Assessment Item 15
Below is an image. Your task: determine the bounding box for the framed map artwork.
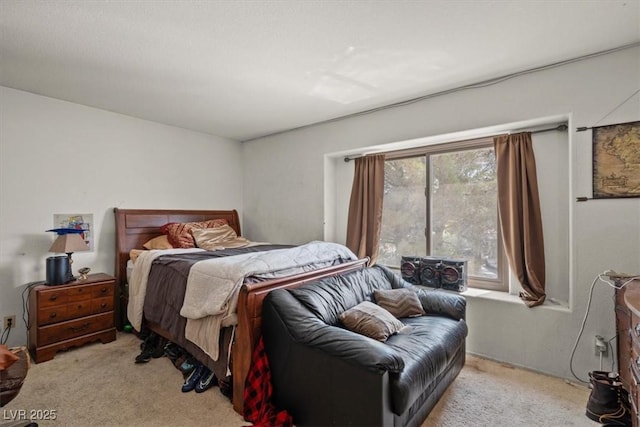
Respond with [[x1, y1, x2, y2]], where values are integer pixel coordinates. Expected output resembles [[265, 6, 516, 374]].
[[592, 120, 640, 199]]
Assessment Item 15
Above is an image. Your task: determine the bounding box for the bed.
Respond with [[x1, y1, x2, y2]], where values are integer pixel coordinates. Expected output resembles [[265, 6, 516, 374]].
[[113, 208, 368, 414]]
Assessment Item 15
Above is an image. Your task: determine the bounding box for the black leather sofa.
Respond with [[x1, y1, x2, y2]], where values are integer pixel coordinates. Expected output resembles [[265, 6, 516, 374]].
[[262, 265, 467, 427]]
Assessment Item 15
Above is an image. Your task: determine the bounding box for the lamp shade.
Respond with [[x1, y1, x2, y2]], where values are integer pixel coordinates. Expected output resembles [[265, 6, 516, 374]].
[[49, 233, 89, 253]]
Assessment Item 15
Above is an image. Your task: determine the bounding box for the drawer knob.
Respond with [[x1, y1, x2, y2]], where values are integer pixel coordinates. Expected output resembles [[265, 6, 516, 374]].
[[49, 312, 57, 319], [101, 303, 107, 308], [49, 295, 58, 301], [100, 287, 107, 294]]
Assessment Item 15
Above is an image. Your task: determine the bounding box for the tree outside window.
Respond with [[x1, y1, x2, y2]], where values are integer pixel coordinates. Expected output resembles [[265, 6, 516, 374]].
[[378, 138, 507, 291]]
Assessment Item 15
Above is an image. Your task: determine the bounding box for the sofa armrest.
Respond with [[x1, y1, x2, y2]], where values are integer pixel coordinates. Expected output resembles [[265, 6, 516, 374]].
[[416, 289, 466, 321], [375, 264, 466, 321]]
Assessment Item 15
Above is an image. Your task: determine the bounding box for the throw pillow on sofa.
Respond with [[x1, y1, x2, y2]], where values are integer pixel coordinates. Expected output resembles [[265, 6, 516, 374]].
[[374, 288, 425, 318], [339, 301, 411, 342]]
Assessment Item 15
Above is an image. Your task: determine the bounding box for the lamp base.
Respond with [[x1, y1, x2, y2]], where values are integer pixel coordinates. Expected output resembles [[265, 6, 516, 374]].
[[45, 255, 70, 286]]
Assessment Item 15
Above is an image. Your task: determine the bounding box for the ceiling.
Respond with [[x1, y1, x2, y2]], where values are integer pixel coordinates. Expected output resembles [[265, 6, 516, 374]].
[[1, 1, 639, 142]]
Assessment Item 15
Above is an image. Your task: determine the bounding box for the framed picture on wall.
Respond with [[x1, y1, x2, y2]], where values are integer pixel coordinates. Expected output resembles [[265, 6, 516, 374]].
[[592, 120, 640, 199], [53, 213, 94, 251]]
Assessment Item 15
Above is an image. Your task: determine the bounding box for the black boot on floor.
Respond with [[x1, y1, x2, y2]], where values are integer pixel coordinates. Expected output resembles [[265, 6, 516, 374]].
[[586, 371, 632, 426], [134, 332, 166, 363]]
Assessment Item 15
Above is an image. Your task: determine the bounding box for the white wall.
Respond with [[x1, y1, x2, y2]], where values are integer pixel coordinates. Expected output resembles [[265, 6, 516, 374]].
[[0, 87, 243, 347], [243, 46, 640, 381]]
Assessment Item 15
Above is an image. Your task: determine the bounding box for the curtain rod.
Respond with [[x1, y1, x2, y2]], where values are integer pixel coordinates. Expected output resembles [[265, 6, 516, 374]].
[[344, 124, 568, 162]]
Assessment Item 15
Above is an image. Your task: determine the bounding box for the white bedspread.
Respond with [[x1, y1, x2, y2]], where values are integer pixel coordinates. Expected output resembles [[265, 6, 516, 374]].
[[181, 241, 357, 360], [127, 248, 204, 331]]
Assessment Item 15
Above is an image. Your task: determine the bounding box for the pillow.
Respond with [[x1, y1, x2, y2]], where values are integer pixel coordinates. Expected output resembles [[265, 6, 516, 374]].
[[142, 235, 174, 250], [374, 288, 425, 318], [0, 344, 19, 371], [129, 249, 145, 263], [191, 225, 250, 251], [160, 219, 228, 248], [339, 301, 410, 342]]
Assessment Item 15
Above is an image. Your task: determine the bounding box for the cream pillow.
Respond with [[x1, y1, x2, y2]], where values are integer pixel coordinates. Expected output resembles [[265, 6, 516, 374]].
[[142, 235, 174, 250], [160, 219, 228, 248], [192, 225, 250, 251]]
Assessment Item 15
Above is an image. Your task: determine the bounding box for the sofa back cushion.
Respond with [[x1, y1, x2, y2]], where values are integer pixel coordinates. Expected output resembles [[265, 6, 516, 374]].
[[289, 266, 396, 325]]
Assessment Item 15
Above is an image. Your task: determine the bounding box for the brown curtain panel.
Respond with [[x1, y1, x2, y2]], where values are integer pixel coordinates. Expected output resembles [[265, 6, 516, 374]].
[[494, 132, 546, 307], [346, 154, 385, 265]]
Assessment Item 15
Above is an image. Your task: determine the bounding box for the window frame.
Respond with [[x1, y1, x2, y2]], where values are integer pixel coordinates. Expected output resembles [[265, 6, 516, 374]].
[[381, 136, 509, 292]]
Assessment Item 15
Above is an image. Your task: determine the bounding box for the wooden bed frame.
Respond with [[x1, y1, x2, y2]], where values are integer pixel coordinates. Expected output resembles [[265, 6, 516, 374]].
[[113, 208, 368, 414]]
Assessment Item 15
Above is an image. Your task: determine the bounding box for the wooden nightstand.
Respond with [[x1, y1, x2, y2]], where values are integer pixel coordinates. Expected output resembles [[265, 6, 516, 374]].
[[28, 273, 116, 363]]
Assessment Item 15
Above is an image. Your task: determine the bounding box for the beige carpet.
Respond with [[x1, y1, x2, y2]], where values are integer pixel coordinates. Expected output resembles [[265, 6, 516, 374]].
[[5, 333, 596, 427]]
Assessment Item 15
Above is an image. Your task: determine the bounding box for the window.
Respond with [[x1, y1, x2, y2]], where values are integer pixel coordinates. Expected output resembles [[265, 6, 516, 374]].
[[378, 137, 508, 291]]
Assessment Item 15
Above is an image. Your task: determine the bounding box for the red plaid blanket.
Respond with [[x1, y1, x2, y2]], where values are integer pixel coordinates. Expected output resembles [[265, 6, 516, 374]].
[[243, 336, 294, 427]]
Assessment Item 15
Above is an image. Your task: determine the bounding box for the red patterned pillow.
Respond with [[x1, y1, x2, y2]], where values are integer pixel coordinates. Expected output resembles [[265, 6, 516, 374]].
[[160, 219, 228, 248]]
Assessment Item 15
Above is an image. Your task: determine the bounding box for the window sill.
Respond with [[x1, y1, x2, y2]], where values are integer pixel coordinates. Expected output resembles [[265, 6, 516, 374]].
[[441, 287, 571, 312]]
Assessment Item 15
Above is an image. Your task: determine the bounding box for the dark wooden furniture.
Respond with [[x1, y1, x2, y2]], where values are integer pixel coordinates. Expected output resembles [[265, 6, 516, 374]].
[[615, 278, 640, 427], [113, 208, 368, 414], [28, 273, 116, 363]]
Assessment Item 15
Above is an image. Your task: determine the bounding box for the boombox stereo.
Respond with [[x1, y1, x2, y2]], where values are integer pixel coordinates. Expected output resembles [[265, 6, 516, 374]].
[[400, 256, 422, 285], [400, 256, 468, 292]]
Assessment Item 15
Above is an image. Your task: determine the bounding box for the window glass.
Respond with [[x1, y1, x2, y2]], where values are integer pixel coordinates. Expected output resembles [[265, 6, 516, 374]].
[[430, 147, 498, 279], [378, 156, 426, 266], [378, 140, 506, 291]]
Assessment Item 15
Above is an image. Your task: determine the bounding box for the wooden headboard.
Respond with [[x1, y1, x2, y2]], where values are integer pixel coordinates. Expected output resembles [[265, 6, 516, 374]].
[[113, 208, 240, 329]]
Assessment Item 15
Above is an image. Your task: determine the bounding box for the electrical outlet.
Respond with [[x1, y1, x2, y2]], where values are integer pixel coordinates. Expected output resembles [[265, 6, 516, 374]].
[[3, 315, 16, 329], [595, 335, 608, 356]]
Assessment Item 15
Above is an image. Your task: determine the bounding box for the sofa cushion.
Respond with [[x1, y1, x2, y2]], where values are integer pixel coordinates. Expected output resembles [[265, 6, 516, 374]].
[[339, 301, 410, 342], [385, 315, 468, 414], [374, 288, 425, 318]]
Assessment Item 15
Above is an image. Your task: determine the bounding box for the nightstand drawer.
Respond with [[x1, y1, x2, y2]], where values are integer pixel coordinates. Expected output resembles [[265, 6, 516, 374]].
[[38, 312, 114, 347], [37, 282, 114, 308], [66, 300, 94, 319], [91, 296, 113, 313], [91, 283, 114, 298], [38, 305, 69, 326], [38, 288, 72, 308], [37, 294, 115, 326]]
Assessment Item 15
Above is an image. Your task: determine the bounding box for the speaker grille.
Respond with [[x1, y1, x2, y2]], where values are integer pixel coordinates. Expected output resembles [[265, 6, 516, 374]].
[[400, 256, 421, 285], [440, 259, 467, 292]]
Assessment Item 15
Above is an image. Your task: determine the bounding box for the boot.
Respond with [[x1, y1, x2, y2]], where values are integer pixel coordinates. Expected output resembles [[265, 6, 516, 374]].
[[586, 371, 632, 426], [590, 371, 631, 407]]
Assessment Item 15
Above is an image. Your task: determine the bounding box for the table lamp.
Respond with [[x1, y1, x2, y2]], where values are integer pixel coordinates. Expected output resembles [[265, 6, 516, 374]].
[[47, 229, 89, 283]]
